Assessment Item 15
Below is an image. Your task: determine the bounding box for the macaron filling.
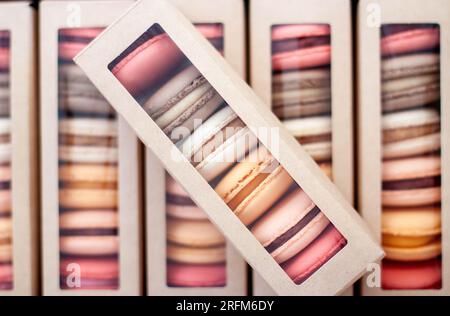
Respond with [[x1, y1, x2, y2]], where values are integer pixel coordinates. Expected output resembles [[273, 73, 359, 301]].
[[382, 175, 440, 190]]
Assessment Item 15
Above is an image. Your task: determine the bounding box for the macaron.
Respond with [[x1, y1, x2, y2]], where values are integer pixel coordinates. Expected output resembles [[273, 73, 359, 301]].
[[0, 118, 11, 164], [142, 65, 223, 136], [196, 23, 223, 52], [0, 72, 9, 116], [59, 64, 114, 116], [0, 32, 9, 71], [251, 189, 330, 264], [0, 165, 11, 215], [59, 187, 117, 210], [382, 73, 440, 113], [215, 146, 294, 226], [167, 262, 226, 287], [382, 259, 441, 290], [283, 116, 331, 161], [381, 26, 440, 57], [58, 118, 118, 164], [382, 207, 441, 262], [165, 175, 208, 220], [167, 242, 225, 265], [271, 24, 331, 71], [179, 106, 258, 182], [382, 107, 441, 159], [60, 209, 118, 232], [282, 225, 347, 285], [0, 217, 11, 244], [382, 53, 439, 81], [272, 68, 331, 119], [382, 156, 441, 207], [60, 257, 118, 290], [110, 26, 185, 97], [59, 235, 118, 257], [0, 243, 12, 264], [0, 263, 12, 290], [58, 28, 104, 62], [167, 218, 225, 248]]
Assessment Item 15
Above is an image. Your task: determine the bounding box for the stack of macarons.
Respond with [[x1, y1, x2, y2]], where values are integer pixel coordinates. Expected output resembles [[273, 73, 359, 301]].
[[58, 28, 119, 290], [271, 24, 332, 176], [380, 24, 442, 290], [110, 24, 347, 285], [166, 175, 226, 287], [0, 30, 12, 291]]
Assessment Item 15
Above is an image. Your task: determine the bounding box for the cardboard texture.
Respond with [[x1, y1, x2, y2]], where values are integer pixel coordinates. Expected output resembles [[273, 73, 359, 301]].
[[250, 0, 354, 296], [40, 0, 143, 296], [75, 0, 383, 296], [145, 0, 247, 296], [358, 0, 449, 295], [0, 1, 38, 296]]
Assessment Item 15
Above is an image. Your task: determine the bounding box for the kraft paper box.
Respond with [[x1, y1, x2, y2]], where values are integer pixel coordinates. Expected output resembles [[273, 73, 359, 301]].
[[250, 0, 354, 296], [40, 0, 143, 296], [145, 0, 247, 296], [75, 0, 383, 296], [358, 0, 449, 295], [0, 2, 38, 296]]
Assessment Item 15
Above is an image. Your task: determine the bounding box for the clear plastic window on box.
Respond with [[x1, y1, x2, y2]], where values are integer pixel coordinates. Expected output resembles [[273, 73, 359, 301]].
[[58, 28, 120, 290], [380, 24, 442, 290], [109, 24, 347, 286]]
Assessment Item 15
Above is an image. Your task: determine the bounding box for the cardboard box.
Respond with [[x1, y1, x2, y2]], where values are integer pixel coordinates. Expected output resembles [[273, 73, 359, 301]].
[[249, 0, 354, 296], [40, 0, 143, 296], [358, 0, 449, 295], [75, 0, 383, 296], [0, 1, 38, 296], [145, 0, 247, 296]]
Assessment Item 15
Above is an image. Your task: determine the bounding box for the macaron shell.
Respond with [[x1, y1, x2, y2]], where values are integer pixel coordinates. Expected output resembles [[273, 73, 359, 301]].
[[167, 218, 225, 247], [271, 24, 330, 41], [0, 243, 12, 263], [384, 239, 441, 262], [382, 187, 441, 207], [382, 53, 439, 80], [60, 278, 118, 290], [59, 118, 117, 137], [167, 263, 226, 287], [196, 24, 224, 39], [282, 225, 347, 285], [0, 217, 12, 242], [382, 259, 441, 290], [60, 235, 118, 256], [382, 207, 441, 238], [383, 133, 441, 159], [381, 28, 440, 56], [58, 28, 103, 61], [167, 243, 226, 265], [60, 209, 118, 230], [59, 164, 117, 184], [59, 188, 117, 209], [0, 263, 12, 283], [59, 146, 118, 164], [272, 45, 331, 71], [60, 257, 118, 280], [0, 190, 11, 214], [111, 33, 184, 96], [382, 156, 441, 181]]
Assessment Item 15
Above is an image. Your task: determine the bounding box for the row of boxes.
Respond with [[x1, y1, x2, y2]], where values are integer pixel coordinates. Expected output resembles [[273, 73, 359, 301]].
[[0, 0, 447, 296]]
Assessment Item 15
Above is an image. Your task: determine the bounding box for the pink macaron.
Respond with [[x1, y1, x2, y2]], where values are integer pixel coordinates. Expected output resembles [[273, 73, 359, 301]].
[[282, 225, 347, 285], [381, 26, 439, 57], [0, 263, 13, 290], [60, 257, 119, 290], [251, 189, 330, 264], [167, 262, 226, 287], [0, 31, 9, 71], [382, 258, 442, 290], [110, 29, 184, 97], [272, 24, 331, 71], [165, 175, 208, 220], [58, 28, 104, 62]]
